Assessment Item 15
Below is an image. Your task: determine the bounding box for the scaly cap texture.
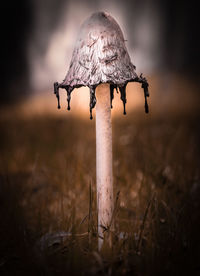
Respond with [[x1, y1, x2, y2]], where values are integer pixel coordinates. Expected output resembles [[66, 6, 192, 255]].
[[54, 11, 149, 119]]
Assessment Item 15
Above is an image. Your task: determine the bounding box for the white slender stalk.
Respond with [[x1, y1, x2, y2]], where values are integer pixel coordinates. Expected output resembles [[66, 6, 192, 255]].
[[95, 83, 114, 250]]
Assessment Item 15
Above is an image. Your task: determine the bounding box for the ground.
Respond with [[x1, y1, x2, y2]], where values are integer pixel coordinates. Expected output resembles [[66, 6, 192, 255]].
[[0, 74, 200, 275]]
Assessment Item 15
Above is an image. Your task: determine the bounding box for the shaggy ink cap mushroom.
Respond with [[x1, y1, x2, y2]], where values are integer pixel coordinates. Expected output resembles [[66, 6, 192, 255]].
[[54, 11, 149, 119]]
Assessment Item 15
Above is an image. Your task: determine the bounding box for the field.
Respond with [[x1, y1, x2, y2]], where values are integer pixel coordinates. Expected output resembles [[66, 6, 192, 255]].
[[0, 75, 199, 275]]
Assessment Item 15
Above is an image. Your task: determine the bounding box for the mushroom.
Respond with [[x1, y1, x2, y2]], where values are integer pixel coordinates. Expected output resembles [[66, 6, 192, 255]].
[[53, 11, 149, 250]]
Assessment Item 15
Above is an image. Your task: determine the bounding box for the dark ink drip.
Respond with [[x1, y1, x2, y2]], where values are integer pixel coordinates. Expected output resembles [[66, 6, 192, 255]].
[[143, 84, 149, 113], [54, 82, 61, 109], [119, 85, 127, 115], [140, 74, 149, 113], [144, 96, 149, 113], [89, 86, 96, 120], [67, 91, 71, 110], [67, 89, 71, 110], [110, 84, 115, 108], [65, 86, 73, 111]]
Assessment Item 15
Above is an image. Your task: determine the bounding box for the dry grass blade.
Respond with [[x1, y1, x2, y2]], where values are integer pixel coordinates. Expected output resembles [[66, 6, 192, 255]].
[[109, 191, 120, 231], [136, 192, 155, 253], [88, 180, 94, 246], [88, 181, 93, 233]]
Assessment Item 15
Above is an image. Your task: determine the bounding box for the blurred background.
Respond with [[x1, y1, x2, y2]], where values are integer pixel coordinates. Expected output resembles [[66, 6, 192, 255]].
[[1, 0, 199, 112], [0, 1, 200, 275]]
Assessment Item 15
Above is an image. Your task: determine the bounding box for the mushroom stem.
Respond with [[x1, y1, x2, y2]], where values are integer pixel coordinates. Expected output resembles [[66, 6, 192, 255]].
[[96, 83, 114, 250]]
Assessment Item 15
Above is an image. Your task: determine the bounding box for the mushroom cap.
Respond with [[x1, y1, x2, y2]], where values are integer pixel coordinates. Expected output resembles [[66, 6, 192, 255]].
[[61, 11, 138, 88], [54, 11, 149, 118]]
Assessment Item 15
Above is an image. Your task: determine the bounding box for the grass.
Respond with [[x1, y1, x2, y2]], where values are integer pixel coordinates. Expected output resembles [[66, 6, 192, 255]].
[[0, 85, 200, 275]]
